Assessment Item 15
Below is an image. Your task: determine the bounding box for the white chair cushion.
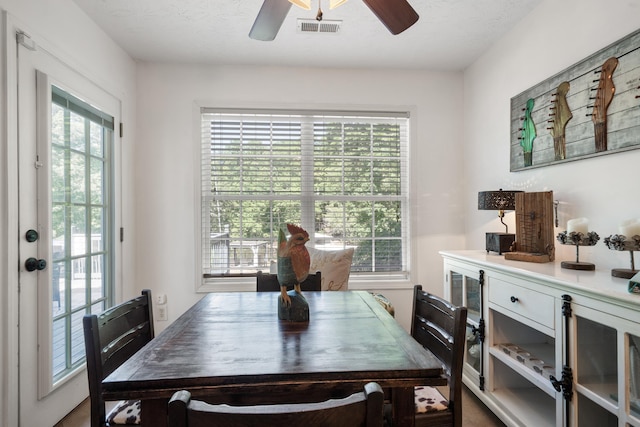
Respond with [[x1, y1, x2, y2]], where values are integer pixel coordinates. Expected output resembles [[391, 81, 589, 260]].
[[414, 386, 449, 413], [308, 247, 354, 291], [106, 399, 141, 425]]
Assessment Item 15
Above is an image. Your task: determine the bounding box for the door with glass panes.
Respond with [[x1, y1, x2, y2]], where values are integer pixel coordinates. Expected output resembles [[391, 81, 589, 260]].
[[17, 29, 120, 425]]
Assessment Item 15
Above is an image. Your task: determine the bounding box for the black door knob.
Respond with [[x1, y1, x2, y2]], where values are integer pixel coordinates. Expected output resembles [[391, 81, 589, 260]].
[[25, 229, 39, 242], [25, 257, 47, 271]]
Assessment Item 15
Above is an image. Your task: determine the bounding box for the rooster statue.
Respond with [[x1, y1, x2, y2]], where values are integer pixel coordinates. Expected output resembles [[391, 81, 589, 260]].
[[277, 223, 311, 309]]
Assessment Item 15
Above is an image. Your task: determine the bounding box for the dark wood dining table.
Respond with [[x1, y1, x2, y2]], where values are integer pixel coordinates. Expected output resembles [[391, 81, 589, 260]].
[[102, 290, 445, 427]]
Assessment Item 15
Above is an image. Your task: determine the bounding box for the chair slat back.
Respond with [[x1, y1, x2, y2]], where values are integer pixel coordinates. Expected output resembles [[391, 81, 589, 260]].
[[83, 290, 154, 427], [256, 271, 321, 292], [410, 284, 467, 427], [168, 382, 384, 427], [411, 286, 466, 377]]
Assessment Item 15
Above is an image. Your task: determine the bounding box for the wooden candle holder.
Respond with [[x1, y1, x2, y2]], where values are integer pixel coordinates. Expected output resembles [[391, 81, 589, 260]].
[[557, 231, 600, 270], [603, 234, 640, 279]]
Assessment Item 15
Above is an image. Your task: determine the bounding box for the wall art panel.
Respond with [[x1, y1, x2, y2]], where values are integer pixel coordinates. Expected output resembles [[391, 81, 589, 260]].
[[510, 28, 640, 171]]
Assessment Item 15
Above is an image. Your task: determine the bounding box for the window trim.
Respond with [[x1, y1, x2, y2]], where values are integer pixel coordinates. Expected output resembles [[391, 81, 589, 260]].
[[194, 103, 414, 293]]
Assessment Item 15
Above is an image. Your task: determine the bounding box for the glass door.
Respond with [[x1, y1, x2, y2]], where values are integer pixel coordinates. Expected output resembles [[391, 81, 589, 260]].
[[572, 303, 640, 426], [447, 265, 484, 389], [629, 333, 640, 424], [17, 29, 119, 425]]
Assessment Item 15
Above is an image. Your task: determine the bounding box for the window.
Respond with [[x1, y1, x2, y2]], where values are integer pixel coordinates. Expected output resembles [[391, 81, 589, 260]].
[[50, 86, 114, 381], [200, 109, 409, 283]]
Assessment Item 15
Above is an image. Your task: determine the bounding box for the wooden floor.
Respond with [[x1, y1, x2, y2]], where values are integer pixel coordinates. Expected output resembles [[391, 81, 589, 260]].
[[54, 385, 505, 427]]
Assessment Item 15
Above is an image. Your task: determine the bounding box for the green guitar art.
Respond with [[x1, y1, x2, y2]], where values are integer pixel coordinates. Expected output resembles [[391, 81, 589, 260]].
[[520, 98, 536, 167]]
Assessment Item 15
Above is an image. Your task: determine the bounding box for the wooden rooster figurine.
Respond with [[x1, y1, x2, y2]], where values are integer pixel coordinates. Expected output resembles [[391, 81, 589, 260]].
[[277, 223, 310, 307]]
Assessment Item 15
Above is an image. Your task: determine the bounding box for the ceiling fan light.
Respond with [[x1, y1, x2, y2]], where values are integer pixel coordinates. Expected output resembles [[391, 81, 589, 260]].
[[289, 0, 312, 10], [329, 0, 348, 9]]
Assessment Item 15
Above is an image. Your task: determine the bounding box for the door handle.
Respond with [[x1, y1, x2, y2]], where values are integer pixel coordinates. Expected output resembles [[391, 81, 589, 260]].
[[25, 229, 39, 242], [25, 257, 47, 271]]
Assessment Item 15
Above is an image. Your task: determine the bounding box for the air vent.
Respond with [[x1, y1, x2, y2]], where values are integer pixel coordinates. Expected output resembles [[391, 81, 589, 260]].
[[297, 19, 342, 34]]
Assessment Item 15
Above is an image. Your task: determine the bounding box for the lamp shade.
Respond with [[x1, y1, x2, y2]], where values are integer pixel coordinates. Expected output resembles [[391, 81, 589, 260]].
[[478, 189, 523, 211]]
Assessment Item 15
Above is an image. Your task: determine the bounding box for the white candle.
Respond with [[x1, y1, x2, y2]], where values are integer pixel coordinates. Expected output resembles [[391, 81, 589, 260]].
[[567, 218, 588, 234], [619, 218, 640, 238]]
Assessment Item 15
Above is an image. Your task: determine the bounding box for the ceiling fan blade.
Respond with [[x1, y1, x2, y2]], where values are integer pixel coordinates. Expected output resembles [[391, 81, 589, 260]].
[[362, 0, 419, 35], [249, 0, 293, 41]]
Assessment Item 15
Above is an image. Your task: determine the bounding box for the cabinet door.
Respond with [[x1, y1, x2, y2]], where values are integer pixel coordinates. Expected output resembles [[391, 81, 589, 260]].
[[572, 302, 640, 427], [445, 263, 484, 389], [629, 332, 640, 424]]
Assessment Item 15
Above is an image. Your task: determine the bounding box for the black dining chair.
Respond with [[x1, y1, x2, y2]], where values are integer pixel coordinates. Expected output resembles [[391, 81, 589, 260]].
[[256, 270, 321, 292], [387, 285, 467, 427], [168, 382, 384, 427], [83, 289, 154, 427]]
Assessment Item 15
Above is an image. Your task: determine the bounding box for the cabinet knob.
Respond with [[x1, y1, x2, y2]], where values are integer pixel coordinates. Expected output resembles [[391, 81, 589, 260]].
[[510, 296, 519, 303]]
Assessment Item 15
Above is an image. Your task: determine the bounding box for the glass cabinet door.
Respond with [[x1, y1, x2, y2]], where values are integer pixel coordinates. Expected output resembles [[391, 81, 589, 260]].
[[447, 268, 484, 388], [450, 271, 463, 307], [629, 333, 640, 424], [574, 315, 618, 426], [466, 274, 481, 326], [466, 275, 482, 373], [572, 304, 640, 427]]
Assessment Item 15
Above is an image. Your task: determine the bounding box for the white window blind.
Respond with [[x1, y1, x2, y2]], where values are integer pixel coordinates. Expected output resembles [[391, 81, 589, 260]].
[[200, 108, 409, 279]]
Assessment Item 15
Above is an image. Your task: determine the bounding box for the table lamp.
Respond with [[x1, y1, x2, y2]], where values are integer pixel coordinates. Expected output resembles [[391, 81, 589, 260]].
[[478, 189, 523, 254]]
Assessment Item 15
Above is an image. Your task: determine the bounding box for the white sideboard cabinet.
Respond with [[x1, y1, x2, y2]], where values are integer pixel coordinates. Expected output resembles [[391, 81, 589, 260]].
[[441, 250, 640, 427]]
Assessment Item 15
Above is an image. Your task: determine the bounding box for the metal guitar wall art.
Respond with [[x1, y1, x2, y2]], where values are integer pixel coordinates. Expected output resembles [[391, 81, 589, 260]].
[[510, 29, 640, 171]]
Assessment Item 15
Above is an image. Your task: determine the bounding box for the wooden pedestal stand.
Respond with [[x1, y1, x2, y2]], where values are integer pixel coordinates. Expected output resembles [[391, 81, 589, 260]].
[[504, 191, 555, 263], [557, 231, 600, 270], [604, 235, 640, 279]]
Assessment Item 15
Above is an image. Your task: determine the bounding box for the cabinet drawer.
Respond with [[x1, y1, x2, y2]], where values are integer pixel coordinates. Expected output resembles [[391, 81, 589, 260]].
[[489, 278, 554, 329]]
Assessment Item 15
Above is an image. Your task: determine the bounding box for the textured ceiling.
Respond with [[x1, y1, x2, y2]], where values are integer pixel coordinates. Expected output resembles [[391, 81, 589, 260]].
[[72, 0, 541, 70]]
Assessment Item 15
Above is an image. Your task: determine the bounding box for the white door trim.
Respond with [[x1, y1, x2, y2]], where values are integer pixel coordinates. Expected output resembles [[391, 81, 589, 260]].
[[1, 10, 22, 427]]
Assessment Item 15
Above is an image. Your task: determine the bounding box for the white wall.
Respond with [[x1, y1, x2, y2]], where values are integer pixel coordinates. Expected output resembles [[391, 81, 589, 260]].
[[0, 0, 137, 424], [464, 0, 640, 271], [134, 63, 465, 331], [0, 0, 138, 302], [3, 0, 636, 423]]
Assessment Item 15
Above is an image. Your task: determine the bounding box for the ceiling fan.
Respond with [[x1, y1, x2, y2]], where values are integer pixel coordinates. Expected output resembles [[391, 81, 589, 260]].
[[249, 0, 419, 41]]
